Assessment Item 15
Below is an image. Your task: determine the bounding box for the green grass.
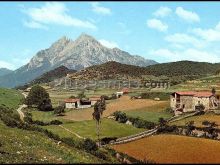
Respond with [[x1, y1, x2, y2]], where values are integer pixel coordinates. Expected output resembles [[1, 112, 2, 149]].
[[28, 109, 145, 140], [126, 111, 172, 123], [43, 118, 145, 140], [125, 101, 173, 123], [0, 88, 23, 109], [0, 121, 114, 164]]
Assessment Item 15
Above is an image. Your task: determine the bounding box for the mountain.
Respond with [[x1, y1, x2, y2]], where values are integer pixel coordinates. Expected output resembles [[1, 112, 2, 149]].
[[68, 61, 220, 86], [0, 33, 157, 88], [69, 61, 149, 80], [0, 68, 12, 76], [16, 66, 76, 89], [145, 60, 220, 76]]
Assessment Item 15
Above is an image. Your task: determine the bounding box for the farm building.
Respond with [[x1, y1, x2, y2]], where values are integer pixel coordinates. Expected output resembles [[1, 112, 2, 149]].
[[64, 97, 100, 109], [116, 91, 123, 98], [89, 96, 101, 106], [170, 91, 220, 115]]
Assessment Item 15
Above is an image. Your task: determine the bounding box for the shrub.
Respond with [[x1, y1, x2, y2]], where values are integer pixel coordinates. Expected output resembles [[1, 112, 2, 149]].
[[81, 138, 98, 152], [91, 150, 107, 160], [54, 106, 65, 116], [50, 120, 63, 125], [113, 111, 127, 123], [69, 95, 76, 99]]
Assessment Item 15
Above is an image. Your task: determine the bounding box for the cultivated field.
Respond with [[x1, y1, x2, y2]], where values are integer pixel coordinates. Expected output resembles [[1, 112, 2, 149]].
[[62, 96, 168, 121], [112, 134, 220, 163], [170, 113, 220, 128]]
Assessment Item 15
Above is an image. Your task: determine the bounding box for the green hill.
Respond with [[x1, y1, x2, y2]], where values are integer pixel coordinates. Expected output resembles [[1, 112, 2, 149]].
[[16, 66, 76, 90], [0, 121, 111, 164], [0, 88, 120, 164], [0, 88, 23, 109], [145, 60, 220, 77]]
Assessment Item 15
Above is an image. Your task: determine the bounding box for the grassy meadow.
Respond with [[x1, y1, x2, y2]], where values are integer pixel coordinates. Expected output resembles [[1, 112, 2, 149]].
[[0, 88, 24, 109]]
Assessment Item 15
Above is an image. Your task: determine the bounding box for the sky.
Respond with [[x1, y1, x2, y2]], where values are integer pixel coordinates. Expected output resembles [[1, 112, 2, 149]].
[[1, 1, 220, 70]]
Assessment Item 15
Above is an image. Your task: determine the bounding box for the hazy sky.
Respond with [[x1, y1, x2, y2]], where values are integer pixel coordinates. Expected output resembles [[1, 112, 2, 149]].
[[1, 1, 220, 70]]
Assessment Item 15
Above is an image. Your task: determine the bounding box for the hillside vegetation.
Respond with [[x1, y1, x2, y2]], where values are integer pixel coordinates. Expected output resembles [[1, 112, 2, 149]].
[[0, 88, 23, 109], [145, 60, 220, 76], [68, 61, 220, 84], [16, 66, 76, 89]]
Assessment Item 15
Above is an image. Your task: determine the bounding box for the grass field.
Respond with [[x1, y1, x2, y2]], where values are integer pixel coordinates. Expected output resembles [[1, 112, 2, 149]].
[[169, 113, 220, 128], [0, 121, 112, 164], [0, 88, 23, 109], [112, 134, 220, 163], [44, 118, 145, 140], [125, 101, 172, 123]]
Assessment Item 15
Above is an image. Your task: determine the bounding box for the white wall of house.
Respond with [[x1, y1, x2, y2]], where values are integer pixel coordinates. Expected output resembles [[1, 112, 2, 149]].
[[65, 102, 76, 109]]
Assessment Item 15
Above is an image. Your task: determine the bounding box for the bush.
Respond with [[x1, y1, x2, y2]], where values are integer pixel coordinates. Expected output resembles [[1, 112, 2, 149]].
[[81, 138, 98, 152], [91, 150, 107, 160], [54, 106, 65, 116], [50, 120, 63, 125], [113, 111, 127, 123]]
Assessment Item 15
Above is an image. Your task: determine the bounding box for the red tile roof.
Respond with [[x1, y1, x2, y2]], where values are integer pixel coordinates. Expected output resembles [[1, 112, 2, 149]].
[[175, 91, 213, 97], [64, 99, 80, 103]]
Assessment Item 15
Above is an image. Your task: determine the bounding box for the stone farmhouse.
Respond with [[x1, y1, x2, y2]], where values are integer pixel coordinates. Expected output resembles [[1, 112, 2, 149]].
[[64, 96, 101, 109], [170, 91, 220, 115]]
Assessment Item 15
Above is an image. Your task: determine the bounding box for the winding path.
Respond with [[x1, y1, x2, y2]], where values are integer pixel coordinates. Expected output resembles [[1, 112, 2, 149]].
[[58, 125, 84, 139], [16, 92, 28, 121]]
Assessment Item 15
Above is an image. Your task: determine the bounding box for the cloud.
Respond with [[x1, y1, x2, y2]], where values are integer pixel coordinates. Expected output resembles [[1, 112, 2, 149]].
[[150, 48, 220, 63], [22, 2, 96, 29], [23, 20, 48, 30], [91, 2, 111, 15], [176, 7, 200, 23], [0, 60, 15, 70], [147, 19, 168, 32], [153, 6, 172, 18], [165, 33, 205, 48], [99, 39, 119, 48], [192, 23, 220, 42]]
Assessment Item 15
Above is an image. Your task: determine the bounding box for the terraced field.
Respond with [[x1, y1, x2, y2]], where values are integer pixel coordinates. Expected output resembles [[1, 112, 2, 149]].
[[112, 134, 220, 163]]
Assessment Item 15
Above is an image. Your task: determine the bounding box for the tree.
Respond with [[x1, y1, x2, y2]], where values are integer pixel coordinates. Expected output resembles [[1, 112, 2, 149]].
[[185, 121, 195, 136], [54, 105, 65, 116], [25, 85, 49, 107], [92, 96, 106, 146], [38, 99, 53, 111], [158, 117, 167, 127], [212, 87, 216, 95]]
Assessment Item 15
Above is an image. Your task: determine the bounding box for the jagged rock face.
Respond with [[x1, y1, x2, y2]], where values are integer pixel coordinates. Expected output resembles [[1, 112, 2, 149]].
[[27, 33, 157, 71], [0, 33, 157, 88]]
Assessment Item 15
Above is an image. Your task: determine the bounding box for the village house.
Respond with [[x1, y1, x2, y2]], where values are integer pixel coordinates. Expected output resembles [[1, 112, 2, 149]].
[[170, 91, 220, 115], [89, 96, 101, 106], [64, 96, 101, 109]]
